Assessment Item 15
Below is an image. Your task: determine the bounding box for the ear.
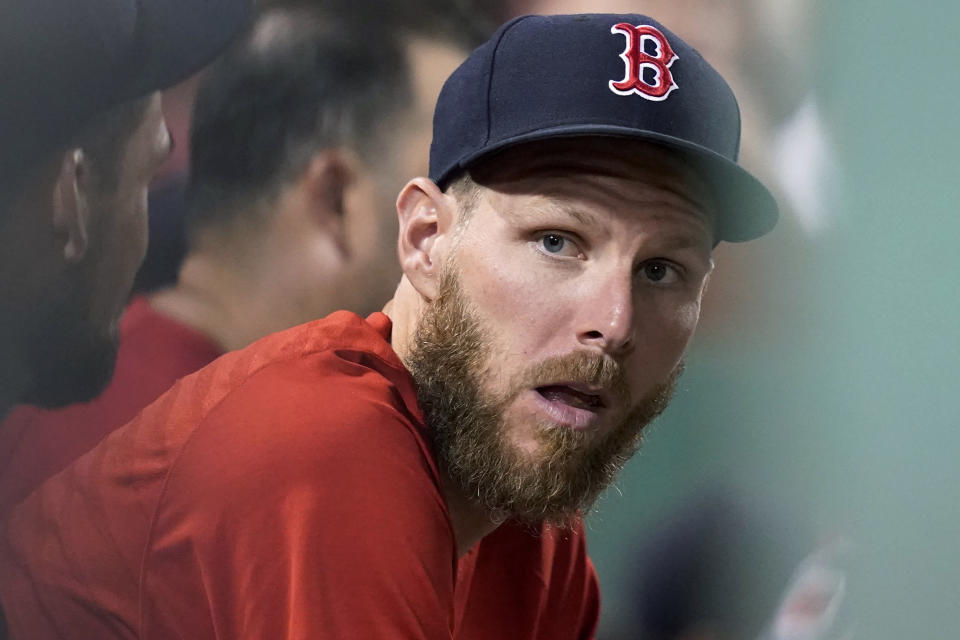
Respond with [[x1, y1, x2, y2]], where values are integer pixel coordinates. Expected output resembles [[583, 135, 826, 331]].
[[51, 149, 91, 263], [396, 177, 455, 301], [298, 150, 355, 253]]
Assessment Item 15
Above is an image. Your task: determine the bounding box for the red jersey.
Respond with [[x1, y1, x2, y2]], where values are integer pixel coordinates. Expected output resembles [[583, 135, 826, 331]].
[[0, 297, 221, 513], [0, 311, 599, 639]]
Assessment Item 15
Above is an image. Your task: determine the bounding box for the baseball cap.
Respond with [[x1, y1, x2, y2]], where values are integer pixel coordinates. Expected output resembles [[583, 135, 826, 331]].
[[429, 14, 779, 243], [1, 0, 251, 172]]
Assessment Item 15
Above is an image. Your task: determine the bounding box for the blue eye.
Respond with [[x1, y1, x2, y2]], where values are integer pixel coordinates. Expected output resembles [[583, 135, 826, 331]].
[[541, 234, 567, 254], [535, 233, 582, 258], [535, 232, 586, 260]]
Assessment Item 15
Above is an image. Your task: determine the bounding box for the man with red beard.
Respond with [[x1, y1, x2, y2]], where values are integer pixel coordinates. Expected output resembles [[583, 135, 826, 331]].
[[0, 14, 777, 640]]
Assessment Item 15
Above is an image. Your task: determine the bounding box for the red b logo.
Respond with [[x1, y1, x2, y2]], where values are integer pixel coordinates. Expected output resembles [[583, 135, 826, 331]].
[[608, 23, 678, 101]]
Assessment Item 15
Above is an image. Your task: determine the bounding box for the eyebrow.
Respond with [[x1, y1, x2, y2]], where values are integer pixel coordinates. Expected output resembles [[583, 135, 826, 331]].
[[652, 232, 712, 253], [540, 197, 710, 233], [548, 203, 712, 253], [536, 201, 599, 227]]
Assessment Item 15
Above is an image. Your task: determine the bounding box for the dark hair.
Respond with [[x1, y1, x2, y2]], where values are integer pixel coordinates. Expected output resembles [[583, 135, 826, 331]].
[[185, 3, 487, 242], [258, 0, 494, 49], [185, 9, 409, 239]]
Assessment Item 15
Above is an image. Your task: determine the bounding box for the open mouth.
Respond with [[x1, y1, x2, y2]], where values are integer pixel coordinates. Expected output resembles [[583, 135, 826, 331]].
[[535, 385, 605, 412]]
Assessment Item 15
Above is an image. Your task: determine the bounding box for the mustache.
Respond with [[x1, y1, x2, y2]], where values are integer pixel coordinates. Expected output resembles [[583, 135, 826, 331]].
[[508, 351, 632, 407]]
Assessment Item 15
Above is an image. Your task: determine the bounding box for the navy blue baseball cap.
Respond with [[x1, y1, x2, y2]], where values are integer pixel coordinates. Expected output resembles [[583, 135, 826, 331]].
[[1, 0, 251, 172], [429, 14, 779, 243]]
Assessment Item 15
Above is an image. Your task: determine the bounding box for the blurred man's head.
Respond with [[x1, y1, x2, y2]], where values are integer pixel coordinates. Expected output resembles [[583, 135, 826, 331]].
[[0, 0, 249, 413], [173, 4, 479, 347], [0, 96, 170, 408], [390, 14, 778, 525]]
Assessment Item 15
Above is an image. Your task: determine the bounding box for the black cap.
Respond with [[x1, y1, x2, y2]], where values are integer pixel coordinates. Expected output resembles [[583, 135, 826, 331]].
[[429, 14, 779, 243], [1, 0, 251, 171]]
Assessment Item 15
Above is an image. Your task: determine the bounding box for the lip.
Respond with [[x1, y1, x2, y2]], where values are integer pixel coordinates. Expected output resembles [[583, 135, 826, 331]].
[[558, 382, 610, 409], [529, 385, 607, 431]]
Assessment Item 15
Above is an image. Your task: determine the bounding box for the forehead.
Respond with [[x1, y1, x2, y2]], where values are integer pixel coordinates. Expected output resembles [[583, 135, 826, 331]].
[[468, 138, 715, 230]]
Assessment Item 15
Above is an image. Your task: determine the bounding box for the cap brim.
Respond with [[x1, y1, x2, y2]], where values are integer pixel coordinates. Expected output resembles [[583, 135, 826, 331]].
[[124, 0, 251, 101], [450, 125, 779, 244]]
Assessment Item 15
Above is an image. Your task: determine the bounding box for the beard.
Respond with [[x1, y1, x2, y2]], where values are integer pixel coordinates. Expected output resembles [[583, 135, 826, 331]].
[[22, 303, 118, 409], [406, 269, 682, 527], [14, 244, 120, 410]]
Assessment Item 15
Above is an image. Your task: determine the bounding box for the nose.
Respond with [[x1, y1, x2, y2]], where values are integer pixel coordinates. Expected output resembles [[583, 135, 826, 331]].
[[576, 271, 636, 356]]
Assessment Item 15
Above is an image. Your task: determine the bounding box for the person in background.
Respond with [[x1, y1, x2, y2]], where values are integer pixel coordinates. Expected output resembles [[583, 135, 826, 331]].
[[0, 0, 248, 422], [0, 13, 779, 639], [0, 2, 478, 511], [0, 2, 247, 637], [131, 0, 502, 295]]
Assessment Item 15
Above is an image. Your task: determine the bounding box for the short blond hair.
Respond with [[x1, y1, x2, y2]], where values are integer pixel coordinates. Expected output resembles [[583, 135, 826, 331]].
[[445, 172, 481, 223]]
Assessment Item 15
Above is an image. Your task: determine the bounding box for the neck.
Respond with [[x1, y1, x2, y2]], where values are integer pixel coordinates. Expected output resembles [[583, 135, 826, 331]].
[[154, 199, 359, 351], [439, 473, 503, 556], [151, 250, 304, 352], [384, 277, 423, 367]]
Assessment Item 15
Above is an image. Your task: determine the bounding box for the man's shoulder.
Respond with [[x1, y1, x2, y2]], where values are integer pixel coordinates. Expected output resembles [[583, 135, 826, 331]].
[[150, 309, 432, 494], [200, 307, 372, 357], [206, 310, 399, 385], [205, 311, 410, 415], [79, 309, 425, 512], [196, 331, 424, 456], [137, 310, 407, 428], [148, 312, 449, 559]]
